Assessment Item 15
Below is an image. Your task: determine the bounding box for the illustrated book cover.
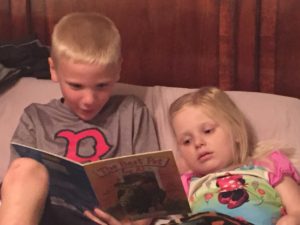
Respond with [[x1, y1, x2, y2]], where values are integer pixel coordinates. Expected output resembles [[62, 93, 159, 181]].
[[12, 142, 191, 220]]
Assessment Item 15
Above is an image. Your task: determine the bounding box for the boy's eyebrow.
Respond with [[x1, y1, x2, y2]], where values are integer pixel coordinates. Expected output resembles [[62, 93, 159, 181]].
[[96, 80, 109, 84], [66, 81, 112, 88], [66, 80, 82, 85]]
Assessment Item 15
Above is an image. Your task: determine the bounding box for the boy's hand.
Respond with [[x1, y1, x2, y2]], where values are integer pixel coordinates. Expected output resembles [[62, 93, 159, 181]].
[[84, 208, 120, 225], [84, 208, 152, 225]]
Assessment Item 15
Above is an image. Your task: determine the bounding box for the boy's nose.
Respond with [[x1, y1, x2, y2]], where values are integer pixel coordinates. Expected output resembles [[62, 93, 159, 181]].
[[83, 91, 96, 105]]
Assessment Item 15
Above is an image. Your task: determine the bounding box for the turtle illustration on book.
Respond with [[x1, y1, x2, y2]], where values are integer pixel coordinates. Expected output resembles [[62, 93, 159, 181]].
[[115, 171, 166, 215]]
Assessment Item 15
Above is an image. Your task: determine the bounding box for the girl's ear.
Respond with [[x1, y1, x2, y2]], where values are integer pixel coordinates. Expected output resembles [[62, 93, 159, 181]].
[[48, 57, 59, 82]]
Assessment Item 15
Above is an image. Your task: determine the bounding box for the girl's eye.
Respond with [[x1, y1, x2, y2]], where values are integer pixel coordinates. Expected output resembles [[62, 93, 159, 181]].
[[203, 127, 215, 134], [182, 138, 192, 146]]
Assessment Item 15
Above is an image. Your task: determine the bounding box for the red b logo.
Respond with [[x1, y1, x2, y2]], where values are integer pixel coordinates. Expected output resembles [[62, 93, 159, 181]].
[[56, 128, 111, 163]]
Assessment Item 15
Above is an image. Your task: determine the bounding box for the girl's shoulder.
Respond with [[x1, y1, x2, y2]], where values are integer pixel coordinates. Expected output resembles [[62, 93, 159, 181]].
[[254, 150, 300, 186]]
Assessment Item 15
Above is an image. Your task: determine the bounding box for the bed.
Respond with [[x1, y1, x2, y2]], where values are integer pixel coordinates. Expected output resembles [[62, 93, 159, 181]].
[[0, 0, 300, 180]]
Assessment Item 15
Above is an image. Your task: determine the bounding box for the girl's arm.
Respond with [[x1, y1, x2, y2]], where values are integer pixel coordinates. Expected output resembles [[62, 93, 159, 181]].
[[275, 176, 300, 225]]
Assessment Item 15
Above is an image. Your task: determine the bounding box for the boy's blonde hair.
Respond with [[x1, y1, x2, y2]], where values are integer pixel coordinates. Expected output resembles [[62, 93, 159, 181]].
[[169, 86, 255, 164], [51, 12, 121, 65]]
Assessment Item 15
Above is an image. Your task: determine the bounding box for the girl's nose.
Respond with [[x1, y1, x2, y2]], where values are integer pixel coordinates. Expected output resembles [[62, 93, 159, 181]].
[[195, 135, 205, 148]]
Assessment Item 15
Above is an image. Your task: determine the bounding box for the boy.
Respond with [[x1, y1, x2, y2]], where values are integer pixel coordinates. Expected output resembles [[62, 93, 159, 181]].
[[1, 12, 159, 225]]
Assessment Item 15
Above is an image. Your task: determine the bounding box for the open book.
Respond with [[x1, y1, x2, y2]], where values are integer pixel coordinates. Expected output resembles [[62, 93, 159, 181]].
[[12, 142, 191, 220]]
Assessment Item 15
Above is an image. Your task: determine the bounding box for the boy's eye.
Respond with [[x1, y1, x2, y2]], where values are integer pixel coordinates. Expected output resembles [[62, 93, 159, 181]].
[[69, 83, 82, 89], [96, 83, 109, 89]]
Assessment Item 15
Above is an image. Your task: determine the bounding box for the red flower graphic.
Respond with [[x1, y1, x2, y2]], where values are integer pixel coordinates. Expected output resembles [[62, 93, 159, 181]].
[[204, 193, 213, 203], [257, 188, 265, 196]]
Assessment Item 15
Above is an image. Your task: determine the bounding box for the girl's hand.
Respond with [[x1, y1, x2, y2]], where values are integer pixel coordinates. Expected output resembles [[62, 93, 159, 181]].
[[275, 176, 300, 225], [84, 208, 152, 225], [276, 215, 300, 225]]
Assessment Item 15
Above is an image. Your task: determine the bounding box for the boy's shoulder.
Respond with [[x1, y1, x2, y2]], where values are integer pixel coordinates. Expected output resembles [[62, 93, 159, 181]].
[[109, 94, 146, 108], [22, 95, 146, 112], [22, 98, 73, 119], [21, 95, 150, 121], [101, 95, 151, 119], [23, 98, 61, 111]]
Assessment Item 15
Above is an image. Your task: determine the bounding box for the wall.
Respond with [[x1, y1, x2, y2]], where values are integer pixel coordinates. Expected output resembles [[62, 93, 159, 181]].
[[0, 0, 299, 98]]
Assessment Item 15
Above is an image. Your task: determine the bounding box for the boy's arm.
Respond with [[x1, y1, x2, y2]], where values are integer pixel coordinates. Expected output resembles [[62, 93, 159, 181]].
[[275, 176, 300, 225], [11, 109, 37, 148]]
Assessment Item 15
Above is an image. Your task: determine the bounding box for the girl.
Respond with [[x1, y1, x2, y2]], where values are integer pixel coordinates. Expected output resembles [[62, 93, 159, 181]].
[[169, 86, 300, 225]]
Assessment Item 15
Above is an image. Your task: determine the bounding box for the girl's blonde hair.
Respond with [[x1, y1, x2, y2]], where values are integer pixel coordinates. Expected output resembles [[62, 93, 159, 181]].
[[253, 140, 299, 167], [169, 86, 255, 164], [51, 12, 121, 66]]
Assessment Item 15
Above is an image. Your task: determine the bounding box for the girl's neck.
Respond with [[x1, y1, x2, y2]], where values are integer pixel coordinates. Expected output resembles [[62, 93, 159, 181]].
[[195, 157, 253, 176]]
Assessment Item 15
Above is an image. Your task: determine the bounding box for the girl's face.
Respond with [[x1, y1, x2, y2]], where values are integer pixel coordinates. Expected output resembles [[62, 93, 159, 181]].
[[172, 105, 235, 175]]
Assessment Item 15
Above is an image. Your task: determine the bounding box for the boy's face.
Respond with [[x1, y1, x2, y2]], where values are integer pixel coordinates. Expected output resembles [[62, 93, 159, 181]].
[[49, 57, 121, 121]]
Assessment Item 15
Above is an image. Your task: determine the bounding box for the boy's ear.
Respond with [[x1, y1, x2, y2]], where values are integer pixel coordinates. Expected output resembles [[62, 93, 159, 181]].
[[115, 57, 123, 81], [48, 57, 59, 82]]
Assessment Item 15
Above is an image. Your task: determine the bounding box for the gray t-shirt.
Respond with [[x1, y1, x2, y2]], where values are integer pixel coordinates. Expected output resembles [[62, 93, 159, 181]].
[[11, 95, 160, 224], [12, 95, 159, 162]]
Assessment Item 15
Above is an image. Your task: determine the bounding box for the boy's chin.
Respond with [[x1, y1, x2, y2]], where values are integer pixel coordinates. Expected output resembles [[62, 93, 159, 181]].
[[77, 112, 98, 121]]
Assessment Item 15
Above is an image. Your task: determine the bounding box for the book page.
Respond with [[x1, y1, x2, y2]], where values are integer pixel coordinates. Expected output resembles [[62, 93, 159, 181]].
[[83, 150, 190, 220], [12, 143, 98, 211]]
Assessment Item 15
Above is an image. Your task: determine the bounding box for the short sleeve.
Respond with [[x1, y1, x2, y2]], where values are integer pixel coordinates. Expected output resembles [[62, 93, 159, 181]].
[[129, 96, 160, 153], [256, 150, 300, 187], [181, 171, 194, 195]]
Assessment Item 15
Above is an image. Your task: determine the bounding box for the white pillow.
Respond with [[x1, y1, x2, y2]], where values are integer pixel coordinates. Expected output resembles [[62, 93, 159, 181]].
[[1, 78, 299, 180], [151, 86, 300, 173], [0, 78, 60, 180]]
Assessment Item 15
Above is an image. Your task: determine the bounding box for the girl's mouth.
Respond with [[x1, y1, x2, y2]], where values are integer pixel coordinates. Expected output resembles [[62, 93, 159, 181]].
[[197, 152, 213, 161]]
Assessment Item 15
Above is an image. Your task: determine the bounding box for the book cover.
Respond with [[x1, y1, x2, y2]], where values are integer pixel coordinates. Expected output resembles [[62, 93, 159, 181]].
[[12, 142, 191, 220]]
